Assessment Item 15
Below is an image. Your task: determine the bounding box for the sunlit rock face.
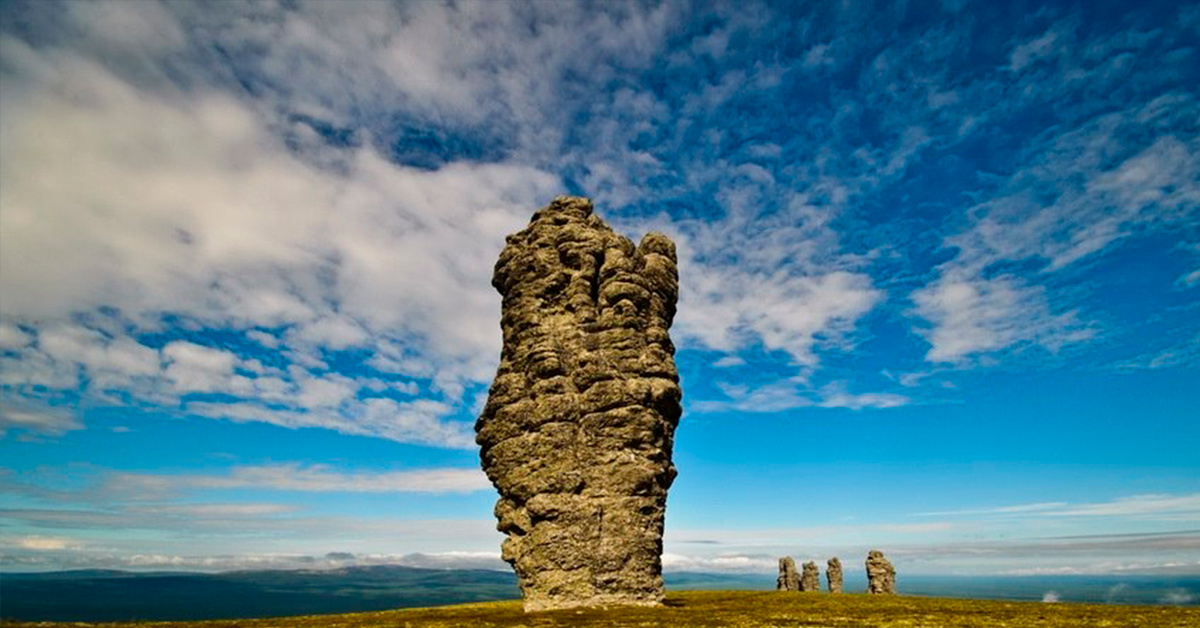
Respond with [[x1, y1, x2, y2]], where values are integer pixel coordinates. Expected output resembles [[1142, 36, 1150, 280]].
[[800, 561, 820, 592], [866, 550, 897, 594], [476, 196, 682, 612], [826, 557, 843, 593], [776, 557, 799, 591]]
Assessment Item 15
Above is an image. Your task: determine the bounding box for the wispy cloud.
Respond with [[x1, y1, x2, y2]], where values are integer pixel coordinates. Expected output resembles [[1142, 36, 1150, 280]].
[[912, 273, 1095, 364], [0, 0, 926, 434], [911, 40, 1200, 366], [661, 553, 777, 574], [4, 463, 490, 503], [0, 547, 508, 573], [0, 1, 572, 446], [694, 378, 909, 413], [0, 462, 492, 559], [127, 464, 492, 495], [1112, 330, 1200, 371], [5, 0, 1193, 433], [0, 397, 82, 438], [14, 535, 80, 551], [918, 493, 1200, 520]]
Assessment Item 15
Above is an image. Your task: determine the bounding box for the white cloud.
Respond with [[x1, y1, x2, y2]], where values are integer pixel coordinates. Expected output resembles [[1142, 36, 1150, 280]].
[[0, 462, 493, 566], [802, 43, 834, 68], [1010, 28, 1063, 72], [912, 94, 1200, 365], [912, 273, 1092, 363], [0, 323, 33, 350], [38, 325, 160, 380], [0, 548, 509, 573], [185, 397, 474, 448], [0, 506, 505, 570], [1113, 331, 1200, 371], [65, 0, 187, 55], [16, 536, 78, 551], [661, 552, 777, 573], [919, 493, 1200, 519], [0, 0, 903, 441], [917, 502, 1069, 517], [694, 378, 909, 413], [81, 463, 489, 499], [1054, 494, 1200, 518], [162, 341, 239, 393], [816, 383, 910, 410], [180, 464, 492, 494], [0, 12, 562, 446], [0, 397, 83, 437], [4, 0, 1196, 442], [1174, 243, 1200, 288], [145, 503, 298, 517], [679, 267, 883, 365]]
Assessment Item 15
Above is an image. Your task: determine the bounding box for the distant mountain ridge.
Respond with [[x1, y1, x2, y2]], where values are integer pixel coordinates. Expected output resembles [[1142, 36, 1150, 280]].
[[2, 565, 519, 622]]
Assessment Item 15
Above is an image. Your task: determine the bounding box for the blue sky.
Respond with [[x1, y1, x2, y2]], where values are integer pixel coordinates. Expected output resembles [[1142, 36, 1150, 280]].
[[1, 0, 1198, 577]]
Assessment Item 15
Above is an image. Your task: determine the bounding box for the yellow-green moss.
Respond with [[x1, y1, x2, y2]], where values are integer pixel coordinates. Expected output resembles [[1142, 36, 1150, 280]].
[[5, 590, 1198, 628]]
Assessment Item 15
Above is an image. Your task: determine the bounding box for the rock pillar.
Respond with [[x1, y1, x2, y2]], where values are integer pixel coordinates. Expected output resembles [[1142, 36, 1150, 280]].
[[477, 196, 682, 611], [800, 561, 820, 592], [826, 557, 843, 593], [776, 557, 800, 591], [866, 550, 897, 595]]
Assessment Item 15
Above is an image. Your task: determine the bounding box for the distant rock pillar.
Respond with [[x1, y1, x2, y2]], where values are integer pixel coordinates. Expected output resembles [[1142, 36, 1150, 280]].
[[776, 556, 800, 591], [476, 196, 682, 612], [826, 557, 843, 593], [800, 561, 820, 592], [865, 550, 896, 594]]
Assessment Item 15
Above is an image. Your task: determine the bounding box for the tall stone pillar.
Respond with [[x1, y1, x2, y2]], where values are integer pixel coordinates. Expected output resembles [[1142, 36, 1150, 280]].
[[826, 557, 843, 593], [477, 196, 682, 611], [800, 561, 820, 591], [866, 550, 897, 595], [776, 557, 799, 591]]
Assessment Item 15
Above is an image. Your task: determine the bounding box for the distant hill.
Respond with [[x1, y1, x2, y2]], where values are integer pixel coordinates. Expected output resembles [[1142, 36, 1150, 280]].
[[3, 590, 1199, 628], [1, 565, 518, 622], [1, 567, 1196, 622]]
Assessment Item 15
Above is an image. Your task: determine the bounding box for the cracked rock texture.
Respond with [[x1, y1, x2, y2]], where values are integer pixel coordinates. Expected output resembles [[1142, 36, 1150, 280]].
[[866, 550, 897, 595], [826, 557, 843, 593], [776, 557, 799, 591], [800, 561, 820, 592], [476, 196, 682, 612]]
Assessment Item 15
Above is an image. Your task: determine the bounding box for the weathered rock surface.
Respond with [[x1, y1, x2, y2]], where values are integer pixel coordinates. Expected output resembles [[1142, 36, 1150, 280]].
[[476, 196, 682, 612], [776, 557, 799, 591], [826, 557, 843, 593], [800, 561, 820, 592], [866, 550, 896, 595]]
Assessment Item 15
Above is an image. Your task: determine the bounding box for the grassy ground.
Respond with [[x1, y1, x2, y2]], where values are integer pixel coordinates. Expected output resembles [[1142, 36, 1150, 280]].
[[4, 590, 1198, 627]]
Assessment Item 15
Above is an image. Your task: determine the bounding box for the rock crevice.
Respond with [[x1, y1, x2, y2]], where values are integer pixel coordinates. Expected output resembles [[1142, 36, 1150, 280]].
[[477, 196, 681, 611]]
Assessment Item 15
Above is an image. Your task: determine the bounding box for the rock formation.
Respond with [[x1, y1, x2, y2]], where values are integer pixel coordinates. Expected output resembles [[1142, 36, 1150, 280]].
[[865, 550, 896, 595], [826, 557, 843, 593], [776, 557, 799, 591], [800, 561, 820, 592], [476, 196, 682, 612]]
